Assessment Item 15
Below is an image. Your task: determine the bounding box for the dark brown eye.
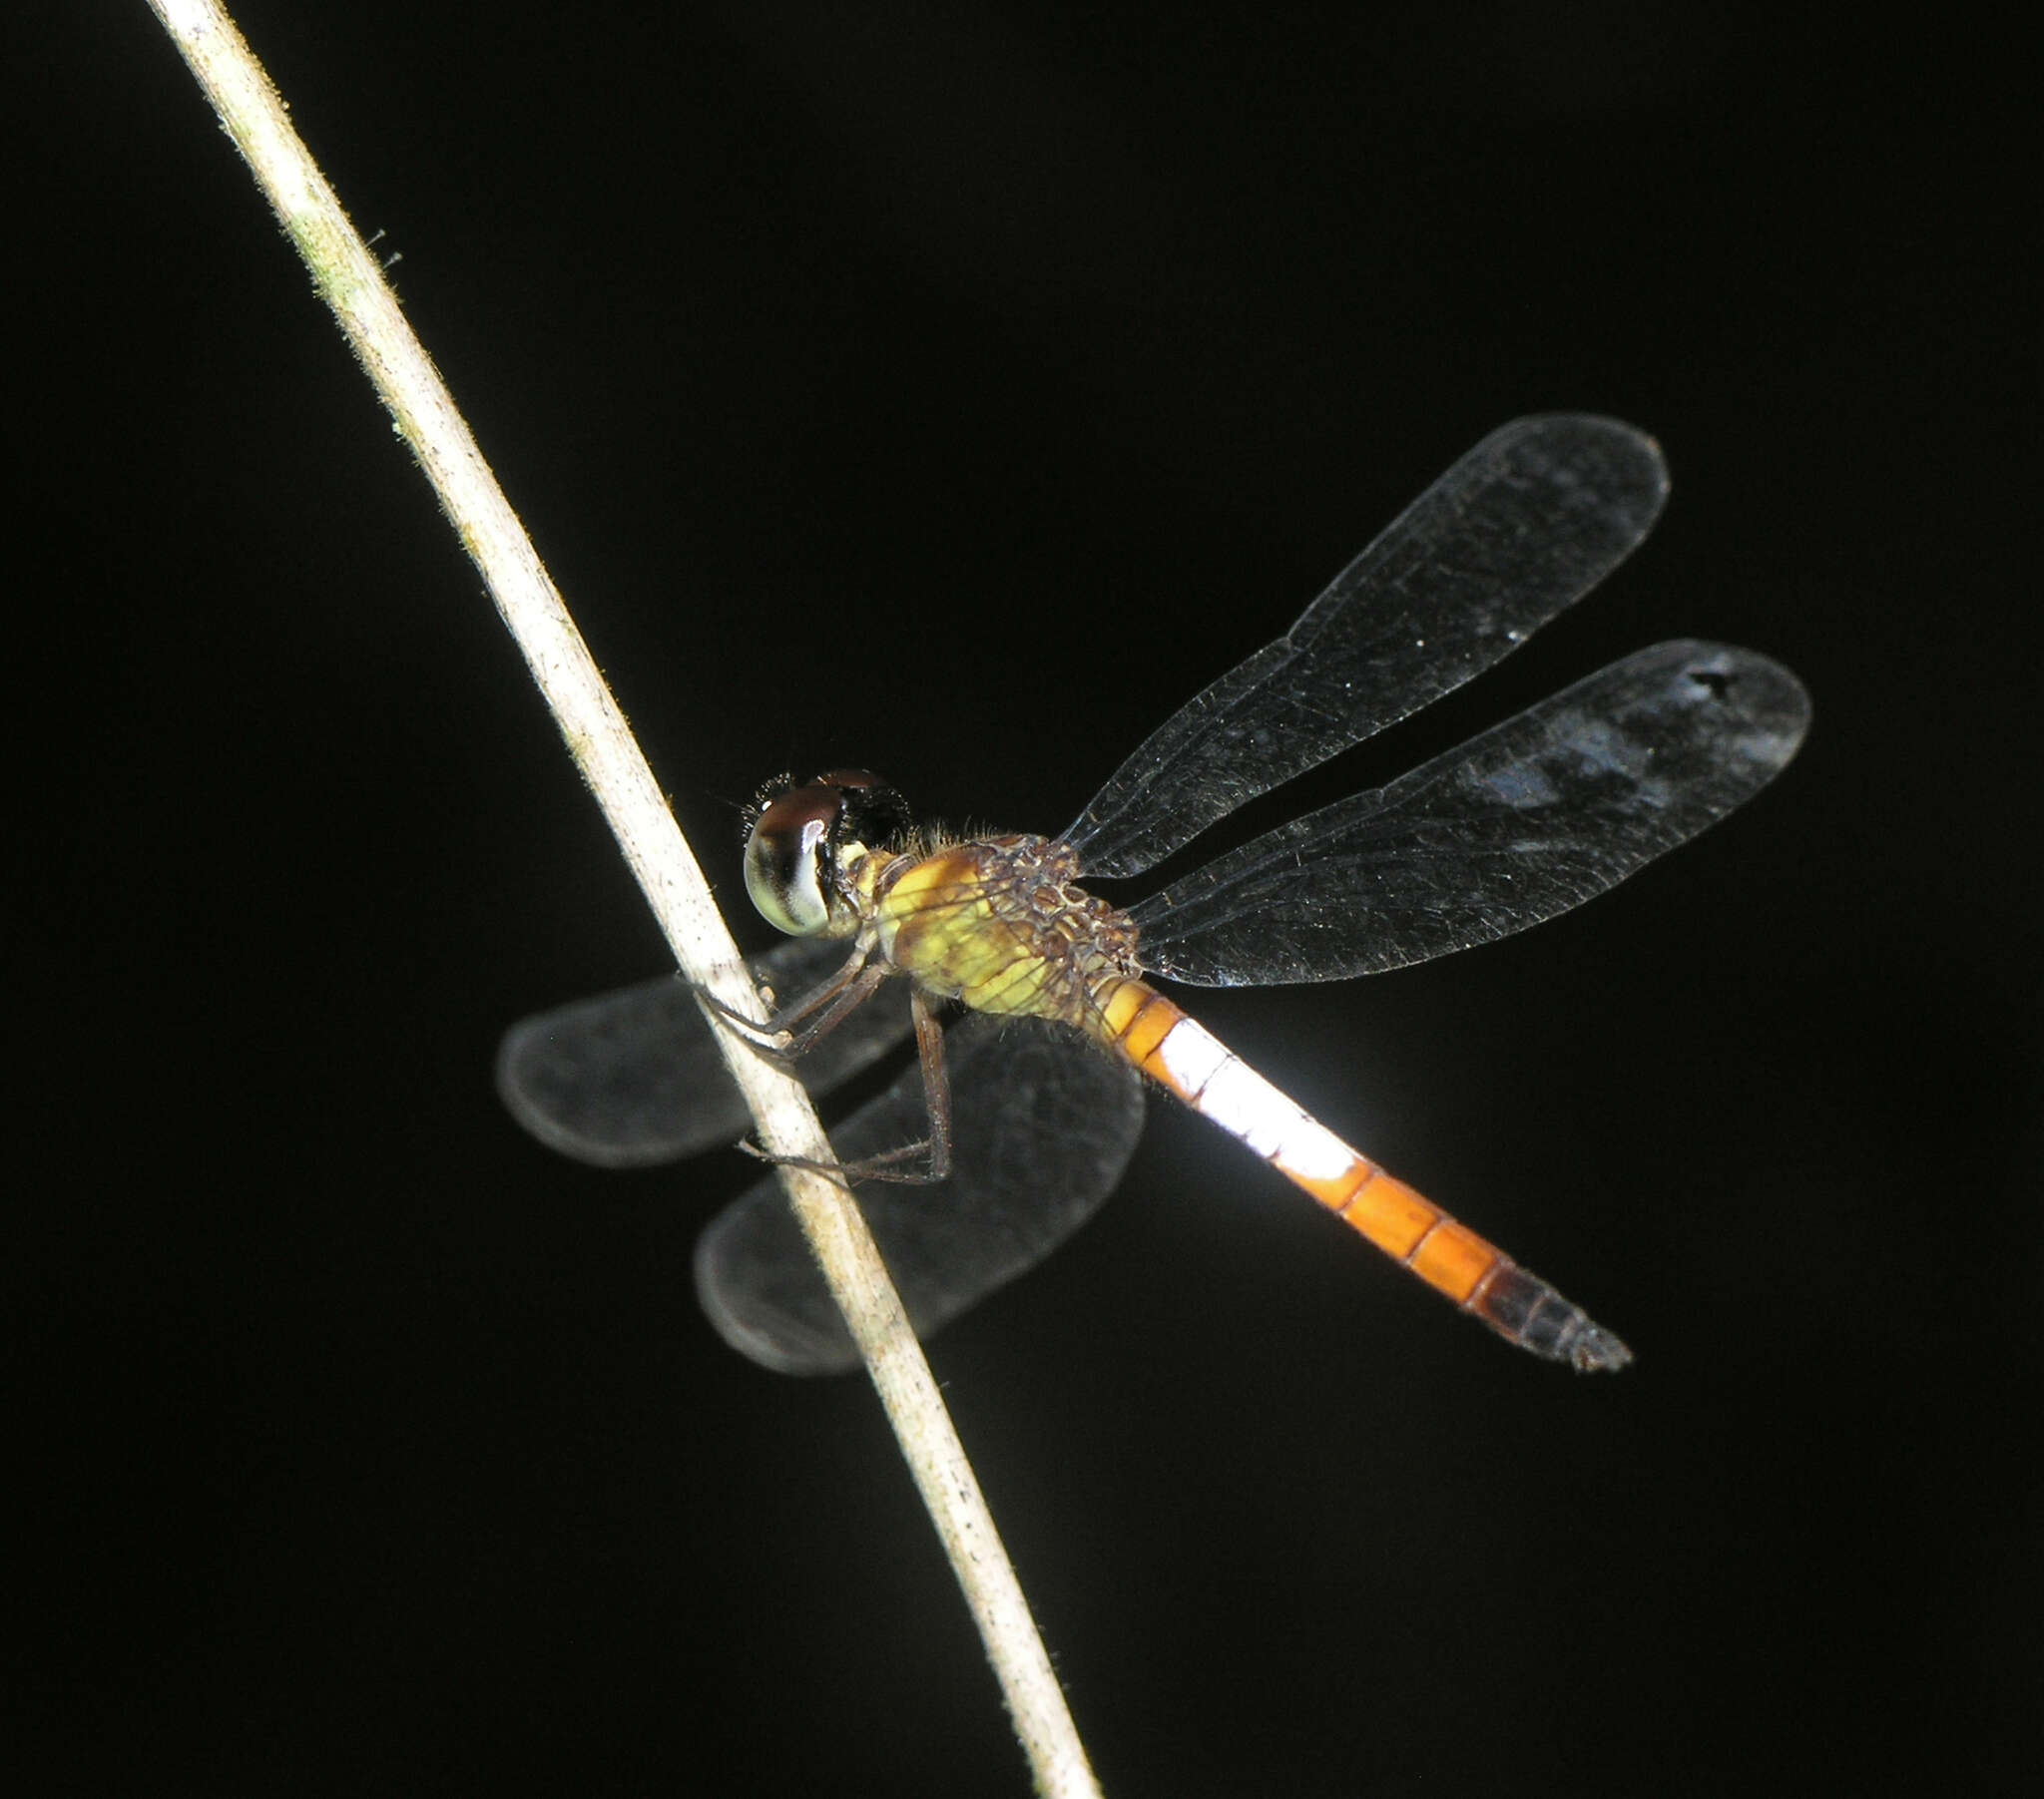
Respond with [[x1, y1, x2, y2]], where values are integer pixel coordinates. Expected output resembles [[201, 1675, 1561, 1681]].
[[741, 771, 915, 937], [743, 781, 846, 937]]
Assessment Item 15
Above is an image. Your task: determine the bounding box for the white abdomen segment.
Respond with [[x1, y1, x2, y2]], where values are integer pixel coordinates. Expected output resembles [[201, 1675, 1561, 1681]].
[[1092, 979, 1630, 1372]]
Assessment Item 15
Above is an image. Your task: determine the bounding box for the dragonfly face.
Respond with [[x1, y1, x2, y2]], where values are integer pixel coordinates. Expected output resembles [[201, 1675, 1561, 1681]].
[[741, 770, 910, 940], [500, 415, 1810, 1376]]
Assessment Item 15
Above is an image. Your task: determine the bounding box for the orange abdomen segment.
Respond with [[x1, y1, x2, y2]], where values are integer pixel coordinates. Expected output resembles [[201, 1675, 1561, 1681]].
[[1095, 979, 1631, 1372]]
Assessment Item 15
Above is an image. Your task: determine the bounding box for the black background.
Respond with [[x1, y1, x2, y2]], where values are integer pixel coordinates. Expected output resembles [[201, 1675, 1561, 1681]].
[[10, 5, 2036, 1795]]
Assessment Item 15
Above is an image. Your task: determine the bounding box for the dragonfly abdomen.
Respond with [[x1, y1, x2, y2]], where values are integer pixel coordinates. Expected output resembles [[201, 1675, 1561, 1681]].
[[1093, 978, 1632, 1372]]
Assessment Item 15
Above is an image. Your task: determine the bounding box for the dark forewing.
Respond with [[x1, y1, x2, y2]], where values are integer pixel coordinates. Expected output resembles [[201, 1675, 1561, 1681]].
[[495, 937, 915, 1167], [1065, 415, 1670, 878], [694, 1016, 1146, 1375], [1132, 642, 1810, 986]]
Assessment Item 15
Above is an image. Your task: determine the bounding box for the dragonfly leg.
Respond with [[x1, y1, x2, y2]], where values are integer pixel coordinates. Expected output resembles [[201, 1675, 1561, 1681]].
[[735, 989, 956, 1186], [908, 989, 953, 1182], [779, 961, 897, 1057], [737, 1134, 946, 1186], [694, 942, 886, 1058], [693, 988, 796, 1057]]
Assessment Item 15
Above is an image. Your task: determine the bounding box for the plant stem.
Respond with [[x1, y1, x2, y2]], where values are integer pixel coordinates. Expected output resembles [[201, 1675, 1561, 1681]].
[[145, 3, 1103, 1791]]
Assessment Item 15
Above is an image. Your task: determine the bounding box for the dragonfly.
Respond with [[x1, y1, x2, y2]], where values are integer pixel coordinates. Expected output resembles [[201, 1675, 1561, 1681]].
[[499, 415, 1809, 1377]]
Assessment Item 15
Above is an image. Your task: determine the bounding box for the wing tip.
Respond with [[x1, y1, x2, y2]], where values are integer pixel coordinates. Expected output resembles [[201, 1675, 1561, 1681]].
[[1490, 411, 1671, 512], [1653, 640, 1814, 761]]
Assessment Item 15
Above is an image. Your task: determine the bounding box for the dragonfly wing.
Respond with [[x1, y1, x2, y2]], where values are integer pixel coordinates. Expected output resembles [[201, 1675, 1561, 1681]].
[[495, 937, 915, 1167], [1066, 415, 1669, 878], [1133, 642, 1810, 985], [694, 1015, 1147, 1376]]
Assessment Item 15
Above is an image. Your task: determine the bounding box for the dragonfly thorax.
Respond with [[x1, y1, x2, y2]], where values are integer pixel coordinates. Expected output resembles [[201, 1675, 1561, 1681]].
[[874, 833, 1144, 1030]]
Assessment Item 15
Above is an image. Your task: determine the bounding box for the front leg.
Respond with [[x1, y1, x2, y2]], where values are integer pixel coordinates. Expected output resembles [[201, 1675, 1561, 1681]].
[[694, 939, 884, 1059]]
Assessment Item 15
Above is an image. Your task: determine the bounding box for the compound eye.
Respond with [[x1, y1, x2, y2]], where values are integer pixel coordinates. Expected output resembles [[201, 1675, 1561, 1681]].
[[743, 784, 843, 937]]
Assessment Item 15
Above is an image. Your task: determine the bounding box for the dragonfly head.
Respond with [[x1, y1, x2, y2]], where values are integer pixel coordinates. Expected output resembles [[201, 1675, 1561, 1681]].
[[743, 769, 911, 938]]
